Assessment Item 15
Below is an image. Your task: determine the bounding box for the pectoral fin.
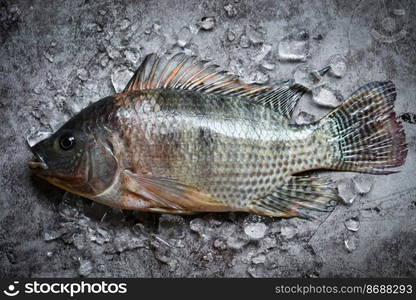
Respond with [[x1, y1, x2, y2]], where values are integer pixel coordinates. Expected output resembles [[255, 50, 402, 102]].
[[121, 170, 229, 212]]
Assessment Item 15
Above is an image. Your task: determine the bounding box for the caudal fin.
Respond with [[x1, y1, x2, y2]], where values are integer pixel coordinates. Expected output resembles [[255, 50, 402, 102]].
[[322, 81, 407, 174]]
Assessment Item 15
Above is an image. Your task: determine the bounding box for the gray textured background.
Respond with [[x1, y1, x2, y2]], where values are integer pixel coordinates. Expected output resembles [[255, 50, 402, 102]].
[[1, 0, 415, 278]]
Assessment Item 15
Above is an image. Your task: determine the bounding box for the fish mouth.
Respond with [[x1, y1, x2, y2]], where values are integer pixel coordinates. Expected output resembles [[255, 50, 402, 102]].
[[28, 153, 48, 170]]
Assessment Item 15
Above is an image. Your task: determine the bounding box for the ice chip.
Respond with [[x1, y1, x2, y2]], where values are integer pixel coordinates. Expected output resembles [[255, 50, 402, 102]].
[[177, 26, 193, 48], [132, 223, 149, 236], [251, 253, 266, 264], [199, 17, 215, 31], [190, 218, 209, 239], [226, 234, 249, 249], [177, 39, 187, 48], [106, 45, 120, 60], [33, 84, 44, 94], [312, 85, 343, 108], [344, 217, 360, 232], [244, 222, 267, 240], [188, 24, 199, 35], [78, 260, 93, 276], [27, 131, 51, 148], [43, 230, 64, 241], [254, 44, 272, 63], [278, 33, 309, 61], [280, 226, 296, 239], [119, 19, 131, 30], [111, 69, 134, 93], [344, 234, 359, 252], [295, 111, 315, 125], [88, 227, 111, 245], [189, 218, 215, 240], [328, 54, 347, 78], [100, 56, 109, 67], [224, 3, 237, 17], [261, 61, 275, 71], [226, 29, 236, 41], [382, 17, 396, 32], [293, 64, 322, 90], [246, 71, 269, 84], [43, 51, 54, 63], [114, 231, 145, 253], [152, 23, 161, 34], [213, 239, 227, 250], [72, 233, 87, 250], [352, 175, 374, 195], [247, 26, 265, 45], [239, 33, 250, 48], [158, 214, 185, 240], [124, 49, 141, 65], [337, 179, 358, 205], [76, 68, 89, 81], [393, 8, 405, 16], [203, 252, 214, 262]]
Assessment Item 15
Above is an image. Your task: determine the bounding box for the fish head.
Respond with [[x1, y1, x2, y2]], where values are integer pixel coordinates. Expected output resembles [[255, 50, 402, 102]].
[[28, 95, 124, 202], [28, 120, 120, 198], [28, 125, 91, 193]]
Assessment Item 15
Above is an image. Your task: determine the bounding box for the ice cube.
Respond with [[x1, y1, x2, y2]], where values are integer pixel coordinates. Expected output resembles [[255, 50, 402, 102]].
[[78, 260, 93, 276], [26, 131, 51, 148], [337, 179, 358, 205], [76, 68, 89, 81], [239, 33, 250, 48], [244, 222, 267, 240], [199, 17, 215, 31], [352, 175, 374, 195], [111, 68, 134, 93], [158, 214, 185, 240], [295, 111, 315, 125], [247, 26, 265, 45], [278, 32, 310, 61], [344, 234, 359, 252], [226, 29, 236, 41], [312, 85, 343, 108], [224, 3, 237, 17], [328, 54, 347, 78], [293, 64, 321, 90], [119, 19, 131, 30], [344, 217, 360, 232], [261, 61, 275, 71]]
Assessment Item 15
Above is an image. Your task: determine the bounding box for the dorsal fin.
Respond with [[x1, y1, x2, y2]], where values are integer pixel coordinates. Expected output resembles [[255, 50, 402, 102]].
[[123, 53, 306, 118]]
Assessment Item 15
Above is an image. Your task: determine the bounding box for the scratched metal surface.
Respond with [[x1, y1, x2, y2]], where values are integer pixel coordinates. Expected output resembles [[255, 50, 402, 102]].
[[0, 0, 415, 277]]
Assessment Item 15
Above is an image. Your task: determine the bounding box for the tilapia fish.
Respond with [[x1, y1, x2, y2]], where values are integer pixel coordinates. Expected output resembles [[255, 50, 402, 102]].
[[29, 53, 407, 218]]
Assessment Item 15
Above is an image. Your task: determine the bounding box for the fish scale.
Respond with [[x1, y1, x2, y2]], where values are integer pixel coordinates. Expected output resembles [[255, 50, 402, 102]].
[[112, 89, 337, 209]]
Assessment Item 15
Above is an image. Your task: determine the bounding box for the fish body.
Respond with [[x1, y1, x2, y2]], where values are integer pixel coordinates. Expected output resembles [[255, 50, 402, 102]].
[[29, 53, 407, 218]]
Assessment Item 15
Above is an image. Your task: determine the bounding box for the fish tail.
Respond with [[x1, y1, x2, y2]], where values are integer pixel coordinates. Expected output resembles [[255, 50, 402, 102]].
[[321, 81, 407, 174]]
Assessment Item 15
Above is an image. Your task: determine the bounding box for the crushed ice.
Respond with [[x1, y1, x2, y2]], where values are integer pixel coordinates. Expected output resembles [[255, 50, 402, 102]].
[[278, 31, 310, 62], [111, 69, 134, 93]]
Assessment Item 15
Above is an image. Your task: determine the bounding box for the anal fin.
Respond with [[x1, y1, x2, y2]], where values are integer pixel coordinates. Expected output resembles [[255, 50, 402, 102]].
[[248, 176, 341, 218]]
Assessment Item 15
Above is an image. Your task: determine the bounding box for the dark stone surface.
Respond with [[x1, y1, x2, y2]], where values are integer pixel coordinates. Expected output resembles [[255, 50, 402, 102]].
[[0, 0, 415, 277]]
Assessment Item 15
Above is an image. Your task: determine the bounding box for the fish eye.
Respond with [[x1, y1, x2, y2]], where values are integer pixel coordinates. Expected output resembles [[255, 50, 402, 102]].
[[59, 134, 75, 150]]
